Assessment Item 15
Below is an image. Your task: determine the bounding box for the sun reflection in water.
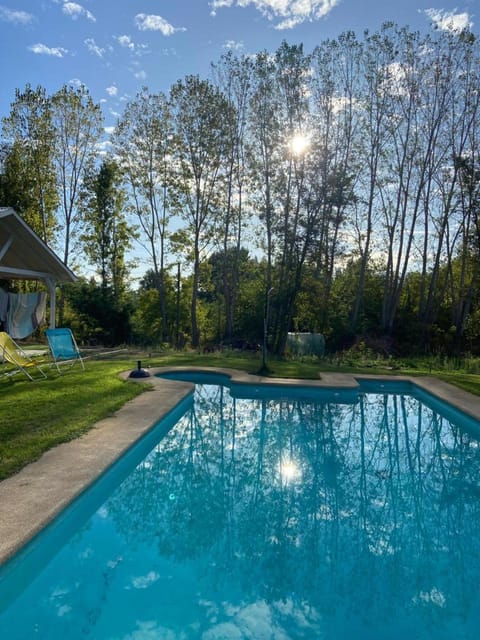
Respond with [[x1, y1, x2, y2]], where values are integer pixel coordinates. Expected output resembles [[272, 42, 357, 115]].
[[278, 458, 302, 485]]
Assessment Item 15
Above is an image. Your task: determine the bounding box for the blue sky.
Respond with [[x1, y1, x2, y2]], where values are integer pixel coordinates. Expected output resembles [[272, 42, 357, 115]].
[[0, 1, 477, 133]]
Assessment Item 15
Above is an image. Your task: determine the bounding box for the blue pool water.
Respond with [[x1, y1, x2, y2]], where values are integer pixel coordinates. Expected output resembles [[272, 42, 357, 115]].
[[2, 375, 480, 639]]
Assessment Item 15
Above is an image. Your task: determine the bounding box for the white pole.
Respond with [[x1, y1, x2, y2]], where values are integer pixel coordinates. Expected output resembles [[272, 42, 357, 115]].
[[45, 277, 56, 328]]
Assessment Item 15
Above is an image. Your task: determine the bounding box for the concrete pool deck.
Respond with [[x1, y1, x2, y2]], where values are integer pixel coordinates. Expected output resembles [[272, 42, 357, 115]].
[[1, 367, 480, 567]]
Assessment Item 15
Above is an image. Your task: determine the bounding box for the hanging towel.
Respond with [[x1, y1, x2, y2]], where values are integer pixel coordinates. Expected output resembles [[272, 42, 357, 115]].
[[6, 292, 47, 339]]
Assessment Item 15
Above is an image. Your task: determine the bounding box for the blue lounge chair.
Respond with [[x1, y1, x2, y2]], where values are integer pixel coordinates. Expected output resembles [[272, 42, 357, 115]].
[[45, 328, 85, 373]]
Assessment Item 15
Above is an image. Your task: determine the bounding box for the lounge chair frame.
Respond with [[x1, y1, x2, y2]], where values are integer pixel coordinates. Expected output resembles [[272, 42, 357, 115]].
[[0, 331, 48, 381], [45, 328, 85, 373]]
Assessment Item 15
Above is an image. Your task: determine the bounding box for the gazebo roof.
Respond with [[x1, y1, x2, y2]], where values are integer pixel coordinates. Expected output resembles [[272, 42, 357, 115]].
[[0, 207, 76, 284]]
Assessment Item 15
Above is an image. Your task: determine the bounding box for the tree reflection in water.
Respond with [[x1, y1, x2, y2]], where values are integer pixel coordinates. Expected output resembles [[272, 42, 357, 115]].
[[102, 383, 480, 638], [3, 382, 480, 639]]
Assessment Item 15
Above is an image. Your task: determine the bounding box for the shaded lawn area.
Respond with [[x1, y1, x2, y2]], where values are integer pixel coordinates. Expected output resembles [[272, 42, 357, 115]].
[[0, 359, 144, 481], [2, 349, 480, 482]]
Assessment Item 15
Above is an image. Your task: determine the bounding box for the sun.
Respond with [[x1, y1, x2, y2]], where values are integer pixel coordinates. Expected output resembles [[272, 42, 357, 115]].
[[290, 133, 310, 156]]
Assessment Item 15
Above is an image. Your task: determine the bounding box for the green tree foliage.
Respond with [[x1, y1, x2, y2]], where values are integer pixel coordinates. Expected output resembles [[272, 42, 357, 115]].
[[133, 268, 189, 347], [64, 279, 133, 347], [111, 88, 174, 342], [207, 247, 265, 344], [80, 159, 134, 298], [1, 27, 480, 356], [51, 84, 104, 269], [211, 52, 253, 343], [1, 85, 58, 242], [115, 29, 480, 355], [169, 75, 234, 347]]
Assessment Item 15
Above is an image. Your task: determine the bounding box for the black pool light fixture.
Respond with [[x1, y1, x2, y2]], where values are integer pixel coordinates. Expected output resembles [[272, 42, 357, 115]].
[[128, 360, 151, 378]]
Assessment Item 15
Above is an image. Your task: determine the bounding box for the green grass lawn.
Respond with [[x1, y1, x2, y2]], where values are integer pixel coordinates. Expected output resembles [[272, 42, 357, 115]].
[[0, 359, 143, 481], [2, 349, 480, 482]]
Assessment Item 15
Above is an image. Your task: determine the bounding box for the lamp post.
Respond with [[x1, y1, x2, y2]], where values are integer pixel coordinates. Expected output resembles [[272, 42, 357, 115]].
[[164, 261, 181, 349], [261, 287, 274, 372], [176, 261, 181, 349]]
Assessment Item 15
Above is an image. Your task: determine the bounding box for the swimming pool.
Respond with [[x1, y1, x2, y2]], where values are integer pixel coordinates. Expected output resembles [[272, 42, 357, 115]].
[[1, 373, 480, 639]]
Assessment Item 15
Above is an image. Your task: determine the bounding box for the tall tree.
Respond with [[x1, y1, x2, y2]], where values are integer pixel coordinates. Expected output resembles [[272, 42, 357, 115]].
[[80, 158, 134, 298], [419, 30, 480, 345], [248, 51, 283, 353], [308, 34, 361, 336], [170, 75, 233, 347], [1, 84, 58, 243], [51, 84, 103, 270], [212, 52, 253, 344], [112, 88, 174, 342], [269, 42, 315, 353], [342, 31, 387, 332]]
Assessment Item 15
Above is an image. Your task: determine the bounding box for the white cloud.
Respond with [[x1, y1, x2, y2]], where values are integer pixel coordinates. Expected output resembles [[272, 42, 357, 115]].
[[134, 69, 147, 80], [69, 78, 84, 88], [160, 48, 178, 58], [117, 34, 136, 51], [106, 85, 118, 97], [29, 43, 68, 57], [134, 13, 186, 36], [210, 0, 233, 15], [62, 1, 95, 22], [223, 39, 245, 51], [209, 0, 341, 29], [115, 34, 149, 57], [104, 126, 115, 135], [85, 38, 111, 58], [131, 571, 160, 589], [96, 139, 112, 156], [424, 8, 473, 32], [0, 6, 33, 24]]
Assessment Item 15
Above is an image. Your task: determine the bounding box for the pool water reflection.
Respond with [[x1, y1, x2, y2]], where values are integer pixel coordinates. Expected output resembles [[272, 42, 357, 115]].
[[1, 378, 480, 639]]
